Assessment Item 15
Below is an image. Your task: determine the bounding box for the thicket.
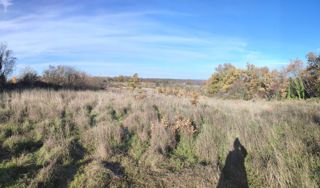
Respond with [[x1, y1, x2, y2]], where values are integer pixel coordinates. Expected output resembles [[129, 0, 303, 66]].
[[42, 65, 91, 89], [207, 53, 320, 100]]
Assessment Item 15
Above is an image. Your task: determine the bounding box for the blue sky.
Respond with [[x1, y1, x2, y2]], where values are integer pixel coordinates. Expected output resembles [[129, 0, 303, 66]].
[[0, 0, 319, 79]]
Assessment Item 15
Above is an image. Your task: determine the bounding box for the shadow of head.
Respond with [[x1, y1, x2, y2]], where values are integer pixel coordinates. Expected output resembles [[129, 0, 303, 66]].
[[233, 137, 247, 158], [234, 138, 241, 149]]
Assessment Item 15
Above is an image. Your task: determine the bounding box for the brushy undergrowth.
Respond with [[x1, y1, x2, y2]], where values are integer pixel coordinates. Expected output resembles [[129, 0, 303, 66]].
[[0, 89, 319, 187]]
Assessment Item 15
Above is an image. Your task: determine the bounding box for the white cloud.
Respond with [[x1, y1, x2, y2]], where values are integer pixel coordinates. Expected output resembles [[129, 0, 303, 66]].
[[0, 0, 12, 12], [1, 6, 287, 79], [0, 10, 248, 61]]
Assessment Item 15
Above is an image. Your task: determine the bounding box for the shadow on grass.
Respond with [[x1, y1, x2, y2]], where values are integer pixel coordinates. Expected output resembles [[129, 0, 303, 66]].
[[217, 138, 249, 188], [103, 161, 126, 178], [0, 163, 41, 187], [313, 114, 320, 125]]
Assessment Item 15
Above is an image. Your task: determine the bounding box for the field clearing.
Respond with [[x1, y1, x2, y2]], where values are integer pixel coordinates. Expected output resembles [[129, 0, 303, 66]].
[[0, 89, 319, 187]]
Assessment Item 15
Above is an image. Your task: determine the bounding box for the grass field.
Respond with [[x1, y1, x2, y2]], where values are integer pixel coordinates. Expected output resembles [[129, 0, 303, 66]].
[[0, 89, 319, 187]]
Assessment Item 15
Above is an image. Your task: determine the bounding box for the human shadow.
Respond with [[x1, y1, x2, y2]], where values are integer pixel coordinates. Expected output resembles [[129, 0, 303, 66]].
[[217, 138, 249, 188]]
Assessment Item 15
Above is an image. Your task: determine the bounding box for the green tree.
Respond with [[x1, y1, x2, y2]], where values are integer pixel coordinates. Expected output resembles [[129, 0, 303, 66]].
[[287, 77, 305, 99]]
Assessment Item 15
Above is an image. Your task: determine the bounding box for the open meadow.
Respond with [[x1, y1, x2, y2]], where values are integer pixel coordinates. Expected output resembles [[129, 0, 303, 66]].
[[0, 89, 319, 187], [1, 1, 320, 187]]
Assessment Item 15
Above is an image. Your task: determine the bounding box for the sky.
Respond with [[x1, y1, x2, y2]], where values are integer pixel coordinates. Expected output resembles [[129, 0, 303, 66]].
[[0, 0, 319, 79]]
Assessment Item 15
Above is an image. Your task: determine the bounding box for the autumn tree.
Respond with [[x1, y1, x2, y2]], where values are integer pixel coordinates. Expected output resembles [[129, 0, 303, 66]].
[[268, 70, 288, 99], [207, 54, 319, 100], [207, 63, 242, 95], [207, 59, 310, 100]]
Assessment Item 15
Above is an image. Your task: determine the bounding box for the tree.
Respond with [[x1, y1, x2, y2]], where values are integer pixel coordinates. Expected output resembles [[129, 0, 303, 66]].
[[42, 65, 88, 89], [283, 59, 306, 99], [303, 52, 320, 97], [207, 63, 242, 95], [287, 77, 305, 99], [0, 43, 16, 87]]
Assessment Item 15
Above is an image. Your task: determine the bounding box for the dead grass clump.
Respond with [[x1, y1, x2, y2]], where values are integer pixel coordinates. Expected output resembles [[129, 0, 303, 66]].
[[123, 112, 151, 142], [81, 123, 124, 160], [195, 123, 223, 164], [36, 137, 73, 166], [150, 122, 176, 155]]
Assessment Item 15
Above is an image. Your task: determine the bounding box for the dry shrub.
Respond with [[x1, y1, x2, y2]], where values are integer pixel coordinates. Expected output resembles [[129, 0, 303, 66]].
[[174, 115, 198, 135]]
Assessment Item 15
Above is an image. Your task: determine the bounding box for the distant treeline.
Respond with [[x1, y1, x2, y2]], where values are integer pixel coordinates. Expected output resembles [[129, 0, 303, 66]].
[[206, 52, 320, 100], [9, 65, 104, 90], [1, 42, 319, 99]]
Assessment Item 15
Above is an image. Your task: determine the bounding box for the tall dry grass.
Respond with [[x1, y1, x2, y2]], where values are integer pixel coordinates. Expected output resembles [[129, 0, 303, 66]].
[[0, 89, 319, 187]]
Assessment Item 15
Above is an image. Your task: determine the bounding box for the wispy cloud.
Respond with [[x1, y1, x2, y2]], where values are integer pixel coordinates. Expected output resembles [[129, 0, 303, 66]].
[[0, 0, 12, 12], [0, 4, 287, 79]]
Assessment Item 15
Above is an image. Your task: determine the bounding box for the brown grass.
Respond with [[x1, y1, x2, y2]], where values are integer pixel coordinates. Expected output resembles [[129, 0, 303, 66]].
[[0, 89, 319, 187]]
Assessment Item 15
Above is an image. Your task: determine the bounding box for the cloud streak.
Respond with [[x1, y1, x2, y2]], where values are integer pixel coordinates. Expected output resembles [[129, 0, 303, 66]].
[[0, 4, 287, 79], [0, 0, 12, 12]]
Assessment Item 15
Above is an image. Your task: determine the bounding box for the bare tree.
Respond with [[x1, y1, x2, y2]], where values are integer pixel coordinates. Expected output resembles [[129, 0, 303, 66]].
[[0, 43, 16, 86], [42, 65, 88, 88]]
